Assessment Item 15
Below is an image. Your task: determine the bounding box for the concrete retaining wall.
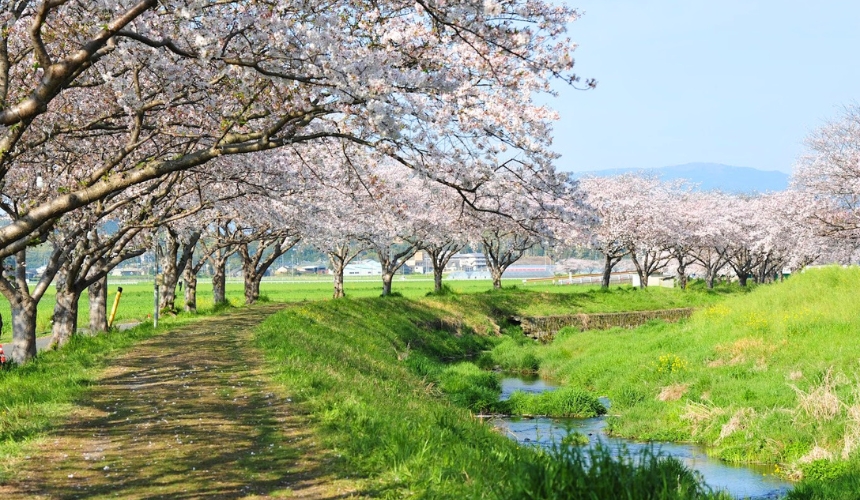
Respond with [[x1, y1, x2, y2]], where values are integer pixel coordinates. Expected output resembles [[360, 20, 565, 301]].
[[521, 308, 694, 343]]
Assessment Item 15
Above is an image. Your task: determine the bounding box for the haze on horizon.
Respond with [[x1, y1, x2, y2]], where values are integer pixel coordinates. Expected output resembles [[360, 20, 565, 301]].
[[547, 0, 860, 175]]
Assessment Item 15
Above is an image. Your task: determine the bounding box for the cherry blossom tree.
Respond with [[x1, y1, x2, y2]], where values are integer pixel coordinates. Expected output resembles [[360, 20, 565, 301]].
[[206, 224, 241, 307], [792, 105, 860, 245], [463, 169, 581, 290], [681, 192, 732, 289], [0, 0, 587, 265], [578, 175, 639, 288], [625, 186, 673, 289], [423, 238, 466, 294], [481, 224, 541, 289], [663, 191, 701, 290], [355, 168, 427, 296], [238, 230, 300, 305], [408, 179, 470, 293], [300, 187, 370, 298]]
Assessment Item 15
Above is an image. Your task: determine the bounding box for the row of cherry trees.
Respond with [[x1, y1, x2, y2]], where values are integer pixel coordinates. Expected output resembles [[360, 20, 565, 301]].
[[0, 1, 856, 368], [4, 119, 857, 365], [576, 175, 840, 290], [0, 0, 588, 363], [577, 104, 860, 292]]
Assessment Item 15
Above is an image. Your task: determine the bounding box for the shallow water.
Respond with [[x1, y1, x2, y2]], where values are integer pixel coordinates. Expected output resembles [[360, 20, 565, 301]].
[[495, 377, 792, 499]]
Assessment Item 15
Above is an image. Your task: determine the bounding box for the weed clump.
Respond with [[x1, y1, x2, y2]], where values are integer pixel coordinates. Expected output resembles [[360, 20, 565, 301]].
[[425, 284, 456, 297], [211, 300, 235, 313], [501, 387, 606, 418], [438, 362, 501, 412], [496, 443, 729, 500], [488, 336, 540, 372]]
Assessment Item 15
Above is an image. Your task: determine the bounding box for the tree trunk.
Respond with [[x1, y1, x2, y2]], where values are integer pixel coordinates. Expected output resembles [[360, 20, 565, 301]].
[[630, 250, 647, 289], [707, 272, 716, 289], [159, 247, 178, 312], [184, 266, 198, 313], [211, 254, 227, 305], [243, 259, 256, 305], [601, 254, 613, 289], [738, 273, 748, 287], [490, 268, 503, 290], [433, 267, 444, 293], [677, 262, 687, 290], [51, 289, 81, 347], [333, 268, 345, 298], [88, 277, 109, 334], [381, 272, 394, 296], [244, 275, 262, 304], [10, 300, 38, 364], [426, 242, 461, 294]]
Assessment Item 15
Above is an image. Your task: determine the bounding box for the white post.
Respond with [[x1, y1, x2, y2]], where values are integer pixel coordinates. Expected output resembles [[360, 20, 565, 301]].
[[153, 235, 159, 328]]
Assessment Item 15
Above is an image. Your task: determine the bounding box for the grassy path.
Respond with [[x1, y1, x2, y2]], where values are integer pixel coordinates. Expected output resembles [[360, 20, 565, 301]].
[[0, 305, 359, 499]]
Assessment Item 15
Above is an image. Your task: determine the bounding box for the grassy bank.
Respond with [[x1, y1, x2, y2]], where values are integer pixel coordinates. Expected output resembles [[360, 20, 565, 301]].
[[485, 267, 860, 495], [254, 295, 729, 498]]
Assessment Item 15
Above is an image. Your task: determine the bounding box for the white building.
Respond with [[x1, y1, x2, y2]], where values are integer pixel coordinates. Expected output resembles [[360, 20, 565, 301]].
[[343, 259, 383, 276], [446, 253, 487, 272], [405, 250, 433, 274], [631, 273, 675, 288]]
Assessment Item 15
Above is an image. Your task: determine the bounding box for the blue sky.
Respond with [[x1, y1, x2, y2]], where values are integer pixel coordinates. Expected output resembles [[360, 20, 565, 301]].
[[547, 0, 860, 174]]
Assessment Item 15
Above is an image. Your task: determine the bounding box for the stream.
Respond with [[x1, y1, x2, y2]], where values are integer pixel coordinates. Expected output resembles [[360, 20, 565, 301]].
[[493, 377, 792, 499]]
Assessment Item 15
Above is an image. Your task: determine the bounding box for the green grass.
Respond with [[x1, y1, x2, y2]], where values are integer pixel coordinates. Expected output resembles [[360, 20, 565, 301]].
[[484, 267, 860, 491], [500, 387, 606, 418], [437, 362, 502, 412], [786, 455, 860, 499], [0, 275, 751, 497], [499, 443, 730, 500], [425, 281, 741, 322], [254, 295, 726, 498], [0, 276, 737, 339]]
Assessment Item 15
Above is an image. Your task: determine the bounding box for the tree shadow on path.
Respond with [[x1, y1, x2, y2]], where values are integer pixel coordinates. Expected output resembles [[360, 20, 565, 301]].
[[3, 305, 360, 499]]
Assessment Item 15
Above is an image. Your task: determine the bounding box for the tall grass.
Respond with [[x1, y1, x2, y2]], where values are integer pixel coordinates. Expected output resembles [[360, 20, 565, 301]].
[[498, 443, 730, 500], [501, 387, 606, 418]]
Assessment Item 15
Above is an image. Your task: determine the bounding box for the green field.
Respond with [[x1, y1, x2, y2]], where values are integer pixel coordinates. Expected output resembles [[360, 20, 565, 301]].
[[0, 275, 736, 337], [0, 276, 496, 336]]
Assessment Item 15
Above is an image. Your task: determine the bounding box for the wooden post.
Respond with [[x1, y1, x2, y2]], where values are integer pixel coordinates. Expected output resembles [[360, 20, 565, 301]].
[[107, 287, 123, 328]]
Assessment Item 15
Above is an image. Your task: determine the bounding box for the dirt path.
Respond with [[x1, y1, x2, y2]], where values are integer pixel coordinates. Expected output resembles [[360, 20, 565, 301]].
[[1, 305, 360, 499]]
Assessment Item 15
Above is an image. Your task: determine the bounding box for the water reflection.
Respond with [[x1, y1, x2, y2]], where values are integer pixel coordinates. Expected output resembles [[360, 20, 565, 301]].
[[495, 377, 791, 500]]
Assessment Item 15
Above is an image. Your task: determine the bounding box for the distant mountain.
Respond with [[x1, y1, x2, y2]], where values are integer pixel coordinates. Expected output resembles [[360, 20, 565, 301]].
[[573, 163, 790, 194]]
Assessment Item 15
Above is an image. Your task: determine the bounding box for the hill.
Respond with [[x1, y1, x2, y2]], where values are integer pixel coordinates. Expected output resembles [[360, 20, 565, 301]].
[[574, 162, 790, 193]]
